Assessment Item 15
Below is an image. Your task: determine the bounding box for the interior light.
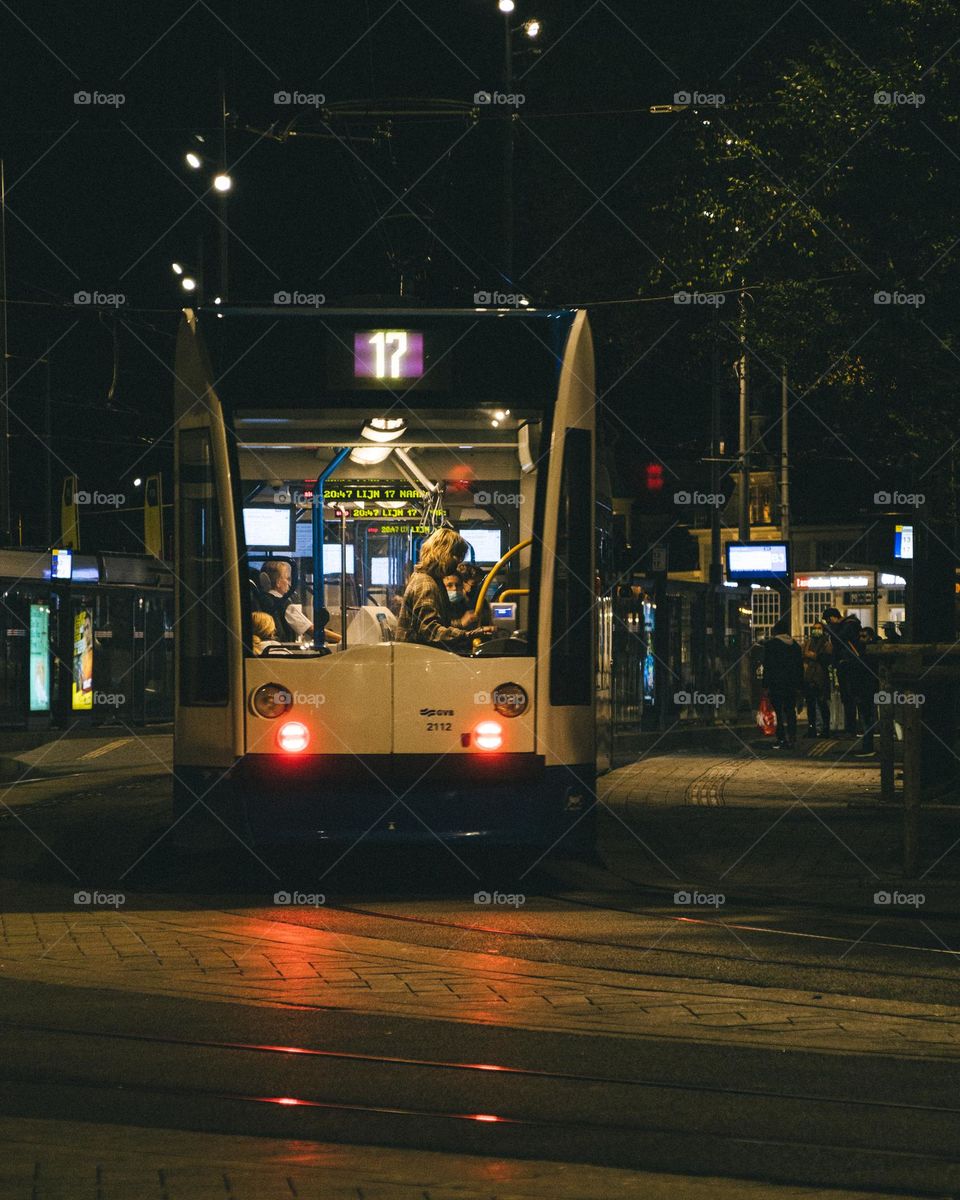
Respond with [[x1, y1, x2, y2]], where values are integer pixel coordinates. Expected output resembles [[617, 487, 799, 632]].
[[278, 721, 310, 753], [361, 417, 406, 443], [474, 720, 503, 751], [376, 500, 408, 510], [349, 446, 393, 465]]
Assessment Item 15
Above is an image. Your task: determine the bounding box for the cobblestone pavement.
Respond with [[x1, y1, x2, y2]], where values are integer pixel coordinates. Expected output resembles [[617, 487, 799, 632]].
[[0, 1116, 910, 1200], [2, 906, 960, 1058]]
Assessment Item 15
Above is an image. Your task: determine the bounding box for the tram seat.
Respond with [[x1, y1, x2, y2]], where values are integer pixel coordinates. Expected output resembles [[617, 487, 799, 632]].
[[325, 605, 396, 645]]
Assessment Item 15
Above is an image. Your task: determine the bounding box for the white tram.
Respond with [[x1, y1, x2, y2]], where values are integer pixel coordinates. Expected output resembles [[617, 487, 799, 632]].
[[173, 306, 610, 849]]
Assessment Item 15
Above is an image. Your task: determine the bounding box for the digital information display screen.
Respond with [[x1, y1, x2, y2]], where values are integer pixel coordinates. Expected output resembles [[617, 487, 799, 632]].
[[460, 529, 503, 563], [354, 330, 424, 381], [322, 545, 355, 575], [894, 524, 914, 560], [51, 548, 73, 580], [243, 507, 295, 550], [726, 542, 790, 579]]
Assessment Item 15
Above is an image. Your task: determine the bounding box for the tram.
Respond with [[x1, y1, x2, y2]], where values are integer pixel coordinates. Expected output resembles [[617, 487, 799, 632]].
[[173, 306, 610, 850]]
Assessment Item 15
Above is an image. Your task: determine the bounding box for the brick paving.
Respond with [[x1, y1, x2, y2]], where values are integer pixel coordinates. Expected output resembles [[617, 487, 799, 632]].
[[2, 906, 960, 1058], [0, 1116, 906, 1200]]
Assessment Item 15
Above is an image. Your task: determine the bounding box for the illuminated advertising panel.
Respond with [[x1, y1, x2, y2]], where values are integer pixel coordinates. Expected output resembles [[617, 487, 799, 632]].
[[29, 604, 51, 713], [72, 609, 94, 711]]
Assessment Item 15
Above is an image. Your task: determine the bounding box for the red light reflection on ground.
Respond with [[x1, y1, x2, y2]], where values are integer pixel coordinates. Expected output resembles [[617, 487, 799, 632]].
[[469, 1113, 503, 1123]]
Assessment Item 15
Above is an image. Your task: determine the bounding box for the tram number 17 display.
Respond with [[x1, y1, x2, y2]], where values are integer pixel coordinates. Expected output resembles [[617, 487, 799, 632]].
[[354, 330, 424, 380]]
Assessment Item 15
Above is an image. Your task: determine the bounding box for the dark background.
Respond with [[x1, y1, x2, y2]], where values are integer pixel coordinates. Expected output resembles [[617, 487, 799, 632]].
[[1, 1, 956, 551]]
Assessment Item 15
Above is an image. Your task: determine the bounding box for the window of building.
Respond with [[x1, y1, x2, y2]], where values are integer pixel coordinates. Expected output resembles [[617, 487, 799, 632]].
[[802, 590, 833, 637], [751, 590, 781, 641]]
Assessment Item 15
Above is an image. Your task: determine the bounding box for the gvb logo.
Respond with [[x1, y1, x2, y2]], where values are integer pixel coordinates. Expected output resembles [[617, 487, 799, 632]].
[[674, 890, 725, 908]]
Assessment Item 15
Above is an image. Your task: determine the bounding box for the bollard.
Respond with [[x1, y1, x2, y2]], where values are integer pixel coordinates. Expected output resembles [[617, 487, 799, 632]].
[[902, 699, 921, 876]]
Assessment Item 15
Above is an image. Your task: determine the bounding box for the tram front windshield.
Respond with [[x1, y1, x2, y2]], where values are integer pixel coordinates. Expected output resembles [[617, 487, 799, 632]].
[[238, 405, 541, 656]]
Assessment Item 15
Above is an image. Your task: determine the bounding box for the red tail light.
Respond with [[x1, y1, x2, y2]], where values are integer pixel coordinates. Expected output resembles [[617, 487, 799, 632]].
[[277, 721, 310, 753], [474, 720, 503, 750]]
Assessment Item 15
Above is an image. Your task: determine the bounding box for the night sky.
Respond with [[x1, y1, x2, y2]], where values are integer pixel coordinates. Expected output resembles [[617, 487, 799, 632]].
[[1, 1, 956, 550]]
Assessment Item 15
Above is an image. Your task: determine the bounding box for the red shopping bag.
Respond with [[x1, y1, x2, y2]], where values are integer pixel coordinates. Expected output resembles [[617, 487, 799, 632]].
[[756, 691, 777, 736]]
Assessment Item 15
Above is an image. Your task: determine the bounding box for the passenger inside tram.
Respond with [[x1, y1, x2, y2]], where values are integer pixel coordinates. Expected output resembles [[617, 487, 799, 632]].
[[237, 404, 539, 657], [396, 529, 495, 654]]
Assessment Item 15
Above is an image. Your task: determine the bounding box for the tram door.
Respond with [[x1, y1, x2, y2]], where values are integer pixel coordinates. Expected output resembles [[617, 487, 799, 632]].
[[173, 312, 244, 768]]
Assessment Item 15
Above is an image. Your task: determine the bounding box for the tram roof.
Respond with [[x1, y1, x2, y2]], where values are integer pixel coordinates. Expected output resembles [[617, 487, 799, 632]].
[[188, 305, 582, 320]]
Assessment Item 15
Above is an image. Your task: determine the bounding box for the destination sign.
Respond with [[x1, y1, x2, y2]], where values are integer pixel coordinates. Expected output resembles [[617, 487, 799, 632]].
[[365, 523, 432, 535], [320, 481, 426, 503], [349, 507, 444, 521]]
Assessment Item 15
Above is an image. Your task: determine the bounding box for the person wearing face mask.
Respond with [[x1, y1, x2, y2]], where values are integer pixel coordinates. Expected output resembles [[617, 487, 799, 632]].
[[397, 528, 495, 652]]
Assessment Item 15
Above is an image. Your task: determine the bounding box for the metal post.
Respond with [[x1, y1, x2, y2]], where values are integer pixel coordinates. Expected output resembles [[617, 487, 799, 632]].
[[311, 447, 350, 651], [339, 507, 348, 650], [903, 697, 921, 875], [502, 15, 514, 281], [878, 661, 895, 804], [737, 293, 750, 543], [0, 159, 10, 546], [43, 357, 52, 548], [780, 362, 789, 543], [218, 74, 229, 302]]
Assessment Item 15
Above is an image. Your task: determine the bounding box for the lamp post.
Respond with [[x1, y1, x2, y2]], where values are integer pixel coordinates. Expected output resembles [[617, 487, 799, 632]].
[[497, 1, 540, 282]]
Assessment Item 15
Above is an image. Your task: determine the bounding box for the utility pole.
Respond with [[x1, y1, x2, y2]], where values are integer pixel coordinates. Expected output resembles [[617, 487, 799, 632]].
[[218, 73, 229, 302], [780, 362, 789, 542], [737, 306, 750, 543], [0, 159, 10, 546], [502, 14, 514, 281]]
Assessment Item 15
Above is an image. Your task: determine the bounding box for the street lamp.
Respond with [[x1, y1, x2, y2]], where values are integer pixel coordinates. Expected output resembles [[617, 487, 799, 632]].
[[523, 18, 541, 37], [212, 172, 233, 193], [498, 0, 515, 11]]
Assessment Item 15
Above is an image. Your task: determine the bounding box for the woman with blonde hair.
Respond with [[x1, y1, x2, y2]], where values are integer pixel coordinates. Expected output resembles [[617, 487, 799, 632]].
[[397, 527, 495, 653]]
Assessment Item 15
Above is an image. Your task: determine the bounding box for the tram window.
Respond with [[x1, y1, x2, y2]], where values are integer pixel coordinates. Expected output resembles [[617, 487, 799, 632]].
[[550, 429, 592, 706], [178, 428, 228, 705]]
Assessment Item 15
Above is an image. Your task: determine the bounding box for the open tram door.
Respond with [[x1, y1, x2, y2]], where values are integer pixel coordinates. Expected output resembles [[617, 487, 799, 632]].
[[172, 310, 245, 812]]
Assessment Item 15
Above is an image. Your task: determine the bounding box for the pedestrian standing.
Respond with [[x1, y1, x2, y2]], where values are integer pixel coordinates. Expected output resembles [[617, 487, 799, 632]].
[[801, 621, 832, 737], [763, 616, 804, 748], [822, 607, 862, 736]]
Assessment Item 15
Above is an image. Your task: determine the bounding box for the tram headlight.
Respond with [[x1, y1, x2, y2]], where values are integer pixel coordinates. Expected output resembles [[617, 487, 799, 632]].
[[493, 683, 527, 718], [278, 721, 310, 753], [252, 684, 293, 719], [474, 720, 503, 751]]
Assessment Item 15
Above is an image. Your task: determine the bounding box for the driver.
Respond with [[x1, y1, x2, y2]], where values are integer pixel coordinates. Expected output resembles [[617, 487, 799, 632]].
[[397, 528, 495, 654]]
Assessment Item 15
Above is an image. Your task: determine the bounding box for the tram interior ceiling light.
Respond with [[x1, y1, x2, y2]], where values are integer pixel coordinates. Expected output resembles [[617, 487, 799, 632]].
[[349, 445, 393, 465], [361, 417, 406, 443]]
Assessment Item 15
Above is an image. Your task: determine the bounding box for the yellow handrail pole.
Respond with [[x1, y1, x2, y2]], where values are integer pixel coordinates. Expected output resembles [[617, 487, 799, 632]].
[[496, 589, 529, 603], [474, 538, 532, 617]]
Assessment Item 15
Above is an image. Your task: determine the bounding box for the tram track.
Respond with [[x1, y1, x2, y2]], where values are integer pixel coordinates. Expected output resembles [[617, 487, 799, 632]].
[[0, 1021, 957, 1194], [274, 898, 960, 995]]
